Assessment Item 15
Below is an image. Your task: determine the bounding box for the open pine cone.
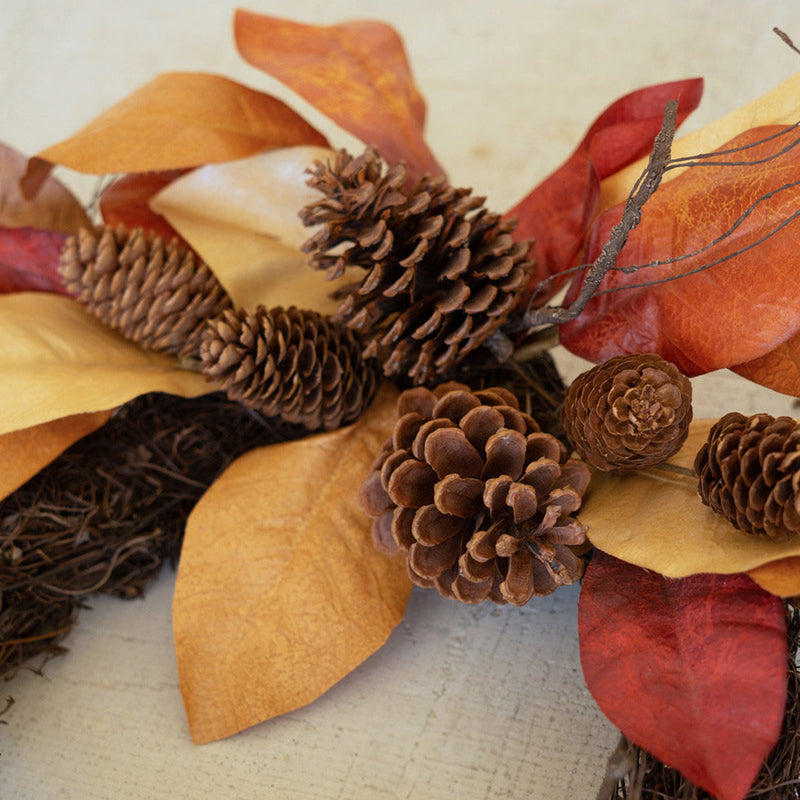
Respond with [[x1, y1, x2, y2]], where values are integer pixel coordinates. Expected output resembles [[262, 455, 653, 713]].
[[200, 305, 380, 431], [59, 224, 233, 358], [562, 353, 692, 471], [695, 412, 800, 541], [359, 383, 591, 606], [300, 147, 533, 385]]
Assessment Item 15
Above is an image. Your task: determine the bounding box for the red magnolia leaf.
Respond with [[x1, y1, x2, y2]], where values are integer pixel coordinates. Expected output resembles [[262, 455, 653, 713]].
[[99, 170, 187, 241], [0, 227, 68, 294], [579, 550, 787, 800], [559, 125, 800, 378], [0, 142, 90, 234], [37, 72, 329, 174], [507, 78, 702, 304], [234, 10, 444, 181]]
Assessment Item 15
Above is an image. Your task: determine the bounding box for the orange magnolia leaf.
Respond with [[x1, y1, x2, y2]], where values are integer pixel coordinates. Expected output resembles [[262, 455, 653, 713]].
[[234, 10, 443, 181], [0, 142, 90, 234], [37, 72, 329, 174], [173, 384, 412, 744], [99, 170, 188, 241], [748, 556, 800, 597], [580, 420, 800, 578], [0, 292, 209, 435], [0, 409, 113, 503], [559, 126, 800, 379], [731, 336, 800, 396]]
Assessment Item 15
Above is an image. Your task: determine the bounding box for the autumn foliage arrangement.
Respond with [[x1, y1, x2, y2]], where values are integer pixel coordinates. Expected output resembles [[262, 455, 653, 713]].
[[4, 9, 800, 799]]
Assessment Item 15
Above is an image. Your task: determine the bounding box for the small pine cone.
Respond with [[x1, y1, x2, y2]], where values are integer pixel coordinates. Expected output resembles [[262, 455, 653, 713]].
[[562, 353, 692, 471], [59, 224, 233, 358], [300, 147, 533, 385], [200, 305, 380, 431], [359, 383, 591, 606], [695, 412, 800, 541]]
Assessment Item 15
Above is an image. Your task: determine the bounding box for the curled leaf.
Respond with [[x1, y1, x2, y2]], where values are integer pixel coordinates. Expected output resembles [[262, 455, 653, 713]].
[[37, 72, 329, 174], [559, 126, 800, 379], [172, 384, 412, 744], [0, 292, 209, 435], [748, 556, 800, 597], [0, 409, 112, 503], [0, 142, 90, 234], [234, 10, 443, 181], [150, 147, 360, 313], [579, 550, 787, 800], [579, 420, 800, 577]]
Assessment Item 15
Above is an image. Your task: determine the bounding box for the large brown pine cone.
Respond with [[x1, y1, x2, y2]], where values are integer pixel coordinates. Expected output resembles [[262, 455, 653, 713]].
[[59, 225, 233, 358], [562, 353, 692, 471], [359, 383, 591, 606], [695, 412, 800, 541], [200, 305, 380, 431], [300, 147, 533, 385]]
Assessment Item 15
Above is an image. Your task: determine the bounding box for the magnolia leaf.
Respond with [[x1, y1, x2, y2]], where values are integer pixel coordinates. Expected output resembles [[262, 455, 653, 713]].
[[99, 170, 187, 241], [37, 72, 329, 174], [0, 292, 209, 435], [150, 147, 360, 314], [559, 126, 800, 379], [748, 556, 800, 597], [579, 551, 787, 800], [0, 409, 113, 503], [508, 78, 702, 303], [234, 10, 443, 181], [580, 420, 800, 577], [599, 71, 800, 212], [0, 226, 69, 295], [172, 384, 412, 744], [0, 142, 90, 234], [732, 335, 800, 396]]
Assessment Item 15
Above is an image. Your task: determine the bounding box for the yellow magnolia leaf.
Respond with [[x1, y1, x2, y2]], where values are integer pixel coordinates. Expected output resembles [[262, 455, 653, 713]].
[[748, 557, 800, 597], [580, 419, 800, 578], [173, 384, 412, 744], [0, 292, 210, 434], [37, 72, 328, 174], [599, 71, 800, 213], [150, 147, 360, 314], [0, 409, 113, 502]]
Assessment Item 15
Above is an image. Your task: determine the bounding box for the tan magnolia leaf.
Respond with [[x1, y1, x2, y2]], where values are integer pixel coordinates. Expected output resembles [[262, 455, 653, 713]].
[[748, 557, 800, 597], [0, 409, 113, 503], [173, 383, 412, 744], [598, 71, 800, 213], [0, 292, 210, 435], [150, 147, 360, 314], [37, 72, 329, 174], [580, 419, 800, 578]]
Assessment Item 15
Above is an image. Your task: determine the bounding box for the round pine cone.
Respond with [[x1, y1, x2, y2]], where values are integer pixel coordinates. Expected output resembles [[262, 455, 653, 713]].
[[59, 224, 233, 358], [359, 383, 591, 606], [695, 412, 800, 541], [300, 147, 533, 385], [562, 353, 692, 471], [200, 305, 380, 431]]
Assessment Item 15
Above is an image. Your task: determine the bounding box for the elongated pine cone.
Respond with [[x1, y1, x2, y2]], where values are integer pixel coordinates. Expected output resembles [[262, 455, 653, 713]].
[[59, 225, 233, 358], [695, 412, 800, 541], [359, 383, 591, 606], [200, 305, 380, 430], [562, 353, 692, 471], [300, 147, 533, 385]]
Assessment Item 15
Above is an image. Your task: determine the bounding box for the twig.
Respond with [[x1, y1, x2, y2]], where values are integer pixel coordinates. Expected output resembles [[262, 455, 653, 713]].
[[774, 27, 800, 55]]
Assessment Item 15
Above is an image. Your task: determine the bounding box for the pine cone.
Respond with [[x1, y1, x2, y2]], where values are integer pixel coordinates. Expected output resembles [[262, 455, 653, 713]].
[[359, 383, 591, 606], [200, 305, 380, 430], [562, 353, 692, 471], [695, 412, 800, 541], [59, 225, 233, 358], [300, 147, 533, 385]]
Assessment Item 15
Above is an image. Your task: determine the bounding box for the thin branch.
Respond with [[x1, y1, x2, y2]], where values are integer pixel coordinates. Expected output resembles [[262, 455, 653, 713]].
[[774, 27, 800, 55]]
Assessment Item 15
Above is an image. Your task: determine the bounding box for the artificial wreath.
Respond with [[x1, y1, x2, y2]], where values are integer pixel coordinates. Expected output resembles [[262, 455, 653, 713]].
[[2, 10, 800, 799]]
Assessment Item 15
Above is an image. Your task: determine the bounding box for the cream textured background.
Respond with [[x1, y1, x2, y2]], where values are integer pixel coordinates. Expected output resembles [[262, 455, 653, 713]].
[[1, 1, 800, 798]]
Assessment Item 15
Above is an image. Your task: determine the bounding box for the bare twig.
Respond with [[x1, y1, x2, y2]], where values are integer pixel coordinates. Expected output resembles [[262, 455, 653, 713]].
[[774, 27, 800, 55]]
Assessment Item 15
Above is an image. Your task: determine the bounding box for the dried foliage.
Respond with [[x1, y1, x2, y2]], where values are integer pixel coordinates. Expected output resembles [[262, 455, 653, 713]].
[[598, 602, 800, 800], [0, 391, 305, 679]]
